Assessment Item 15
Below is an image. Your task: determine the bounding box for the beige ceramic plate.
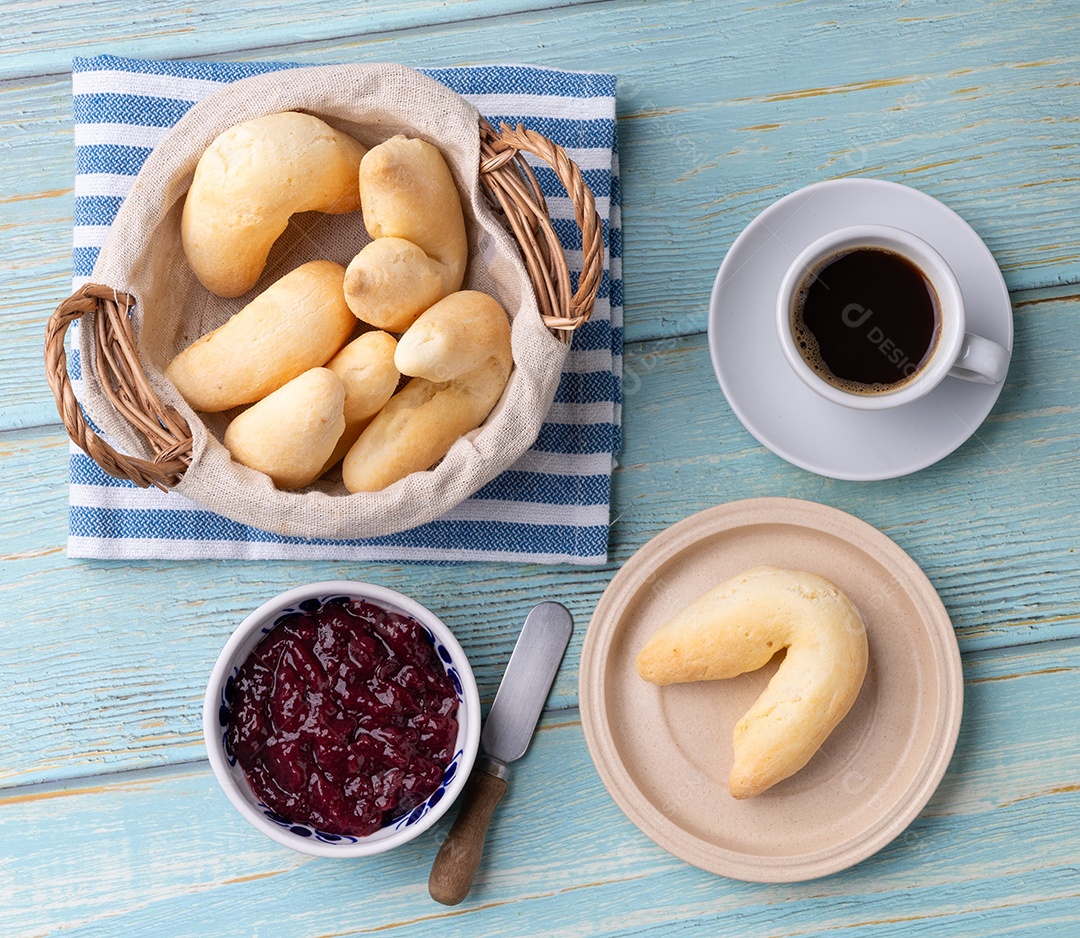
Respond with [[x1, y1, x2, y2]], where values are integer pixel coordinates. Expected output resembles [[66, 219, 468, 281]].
[[580, 497, 962, 883]]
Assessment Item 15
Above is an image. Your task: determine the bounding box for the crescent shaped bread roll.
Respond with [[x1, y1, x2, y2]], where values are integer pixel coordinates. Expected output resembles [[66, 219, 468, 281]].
[[319, 330, 400, 473], [342, 291, 511, 493], [182, 111, 366, 297], [164, 260, 356, 413], [223, 367, 345, 490], [636, 566, 868, 799], [344, 136, 468, 332]]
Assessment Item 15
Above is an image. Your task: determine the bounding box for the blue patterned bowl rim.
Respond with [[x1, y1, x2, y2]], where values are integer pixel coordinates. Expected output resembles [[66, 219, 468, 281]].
[[203, 580, 481, 858]]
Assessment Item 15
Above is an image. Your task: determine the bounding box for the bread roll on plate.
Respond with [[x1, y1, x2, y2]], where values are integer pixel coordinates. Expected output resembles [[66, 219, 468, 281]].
[[636, 566, 868, 799]]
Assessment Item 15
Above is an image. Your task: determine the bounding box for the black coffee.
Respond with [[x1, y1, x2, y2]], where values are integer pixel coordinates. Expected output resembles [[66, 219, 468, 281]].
[[792, 247, 940, 394]]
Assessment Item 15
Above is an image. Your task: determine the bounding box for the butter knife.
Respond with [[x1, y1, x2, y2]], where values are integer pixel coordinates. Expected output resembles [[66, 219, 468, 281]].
[[428, 601, 573, 905]]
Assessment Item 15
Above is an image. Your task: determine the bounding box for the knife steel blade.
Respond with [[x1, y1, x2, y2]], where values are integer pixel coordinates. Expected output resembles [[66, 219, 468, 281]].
[[428, 601, 573, 905], [481, 601, 574, 766]]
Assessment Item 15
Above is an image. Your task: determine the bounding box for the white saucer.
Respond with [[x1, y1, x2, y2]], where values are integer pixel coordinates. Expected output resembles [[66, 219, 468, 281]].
[[707, 179, 1013, 480]]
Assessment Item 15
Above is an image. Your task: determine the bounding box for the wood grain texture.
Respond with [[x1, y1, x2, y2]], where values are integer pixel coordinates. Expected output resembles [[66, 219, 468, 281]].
[[6, 0, 1080, 429], [2, 638, 1079, 936], [428, 766, 509, 905], [3, 287, 1079, 787], [4, 0, 1080, 933], [0, 0, 603, 81]]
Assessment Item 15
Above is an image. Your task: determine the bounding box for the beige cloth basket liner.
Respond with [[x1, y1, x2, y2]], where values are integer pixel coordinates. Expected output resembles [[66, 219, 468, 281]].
[[79, 63, 569, 539]]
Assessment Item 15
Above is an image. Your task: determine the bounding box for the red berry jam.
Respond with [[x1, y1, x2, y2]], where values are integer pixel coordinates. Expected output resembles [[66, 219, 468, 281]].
[[226, 597, 460, 837]]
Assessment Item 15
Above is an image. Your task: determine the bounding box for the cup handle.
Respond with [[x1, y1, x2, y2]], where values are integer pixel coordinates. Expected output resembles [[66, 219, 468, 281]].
[[949, 333, 1010, 385]]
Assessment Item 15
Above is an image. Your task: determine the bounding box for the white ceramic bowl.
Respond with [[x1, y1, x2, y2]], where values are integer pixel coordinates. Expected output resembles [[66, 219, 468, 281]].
[[203, 580, 480, 857]]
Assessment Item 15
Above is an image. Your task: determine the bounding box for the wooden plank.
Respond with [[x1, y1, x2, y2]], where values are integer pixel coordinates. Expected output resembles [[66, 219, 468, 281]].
[[5, 0, 1080, 428], [201, 0, 1080, 322], [3, 284, 1078, 786], [5, 1, 1077, 931], [614, 284, 1080, 641], [0, 74, 76, 432], [2, 638, 1079, 935], [0, 0, 600, 81]]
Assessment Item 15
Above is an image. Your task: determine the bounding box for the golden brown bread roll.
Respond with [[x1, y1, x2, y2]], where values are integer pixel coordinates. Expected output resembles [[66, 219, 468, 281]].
[[164, 260, 356, 413], [636, 566, 868, 799], [320, 330, 400, 472], [341, 291, 511, 492], [182, 111, 366, 297], [344, 136, 468, 332], [223, 367, 345, 490]]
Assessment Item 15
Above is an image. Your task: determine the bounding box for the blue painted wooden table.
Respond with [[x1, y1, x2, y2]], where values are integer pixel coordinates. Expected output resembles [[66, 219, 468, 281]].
[[3, 1, 1080, 934]]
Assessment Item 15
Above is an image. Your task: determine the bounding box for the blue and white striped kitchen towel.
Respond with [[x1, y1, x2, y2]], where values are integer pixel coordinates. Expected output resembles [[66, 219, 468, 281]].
[[67, 55, 620, 565]]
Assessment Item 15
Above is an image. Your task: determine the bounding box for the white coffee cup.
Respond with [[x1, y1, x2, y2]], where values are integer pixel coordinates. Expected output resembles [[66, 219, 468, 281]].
[[776, 225, 1009, 411]]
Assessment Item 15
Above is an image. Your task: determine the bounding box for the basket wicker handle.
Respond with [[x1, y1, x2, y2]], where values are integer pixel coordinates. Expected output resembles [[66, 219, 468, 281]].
[[478, 119, 604, 341], [44, 123, 605, 488], [44, 284, 194, 489]]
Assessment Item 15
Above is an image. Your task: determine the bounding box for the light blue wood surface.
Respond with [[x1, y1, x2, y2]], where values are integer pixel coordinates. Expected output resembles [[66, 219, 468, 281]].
[[3, 1, 1080, 934]]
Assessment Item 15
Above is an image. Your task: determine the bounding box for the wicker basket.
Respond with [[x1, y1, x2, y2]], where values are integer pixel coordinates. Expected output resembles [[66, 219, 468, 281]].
[[45, 69, 604, 537]]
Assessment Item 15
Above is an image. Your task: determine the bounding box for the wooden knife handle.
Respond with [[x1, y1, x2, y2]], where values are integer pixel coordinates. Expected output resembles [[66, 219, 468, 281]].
[[428, 761, 509, 905]]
